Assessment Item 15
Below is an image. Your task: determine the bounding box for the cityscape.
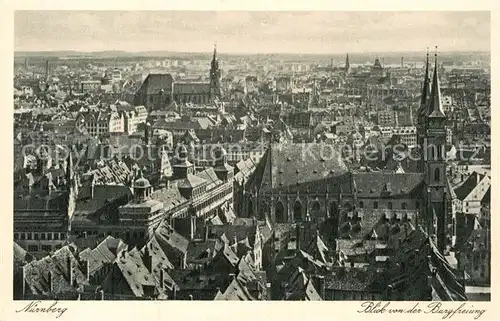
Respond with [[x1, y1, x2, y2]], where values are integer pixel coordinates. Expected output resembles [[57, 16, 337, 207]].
[[13, 11, 490, 301]]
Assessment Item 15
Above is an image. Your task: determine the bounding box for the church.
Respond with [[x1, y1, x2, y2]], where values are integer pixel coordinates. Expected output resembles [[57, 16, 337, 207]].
[[248, 51, 451, 254], [134, 44, 222, 110]]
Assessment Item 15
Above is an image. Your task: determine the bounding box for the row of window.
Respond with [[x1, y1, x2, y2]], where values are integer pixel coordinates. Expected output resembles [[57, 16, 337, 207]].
[[359, 201, 411, 210], [14, 232, 66, 241], [27, 244, 61, 252]]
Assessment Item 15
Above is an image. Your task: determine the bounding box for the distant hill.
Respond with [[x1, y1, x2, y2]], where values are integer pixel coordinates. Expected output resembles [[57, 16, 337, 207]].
[[14, 50, 491, 66]]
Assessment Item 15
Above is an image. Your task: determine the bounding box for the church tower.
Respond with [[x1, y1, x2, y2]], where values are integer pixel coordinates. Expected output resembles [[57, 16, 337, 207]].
[[422, 49, 448, 254], [417, 49, 432, 172], [209, 43, 222, 100]]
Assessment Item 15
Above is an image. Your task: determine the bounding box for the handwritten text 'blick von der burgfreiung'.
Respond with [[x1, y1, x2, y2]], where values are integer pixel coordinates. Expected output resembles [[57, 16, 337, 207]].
[[358, 301, 486, 320]]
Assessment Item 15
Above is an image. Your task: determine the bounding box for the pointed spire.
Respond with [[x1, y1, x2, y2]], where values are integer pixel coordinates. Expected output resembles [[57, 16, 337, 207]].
[[213, 41, 217, 59], [427, 46, 446, 118], [417, 48, 432, 119]]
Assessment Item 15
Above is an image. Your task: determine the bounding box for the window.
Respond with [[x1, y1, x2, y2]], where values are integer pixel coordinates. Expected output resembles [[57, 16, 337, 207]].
[[14, 233, 19, 240], [41, 245, 52, 252], [54, 233, 59, 240], [373, 202, 378, 209], [28, 245, 39, 252], [27, 233, 32, 240], [388, 202, 393, 210], [402, 203, 407, 210], [434, 168, 440, 182], [47, 233, 52, 240], [40, 233, 46, 240], [359, 201, 364, 208], [20, 233, 26, 240]]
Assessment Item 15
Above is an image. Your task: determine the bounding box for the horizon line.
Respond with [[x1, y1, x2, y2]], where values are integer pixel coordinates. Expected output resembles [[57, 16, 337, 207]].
[[14, 49, 492, 55]]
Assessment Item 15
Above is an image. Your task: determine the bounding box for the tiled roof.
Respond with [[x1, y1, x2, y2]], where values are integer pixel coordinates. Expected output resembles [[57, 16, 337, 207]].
[[324, 267, 386, 292], [178, 174, 207, 189], [155, 221, 189, 255], [387, 227, 467, 301], [186, 240, 219, 265], [253, 143, 348, 191], [14, 242, 32, 264], [151, 186, 188, 213], [352, 172, 423, 198], [338, 208, 418, 242], [140, 242, 178, 292], [282, 268, 322, 301], [214, 278, 256, 300], [173, 82, 211, 94], [140, 74, 174, 95], [210, 225, 258, 248], [454, 172, 486, 201], [23, 245, 90, 296], [78, 236, 128, 275], [112, 248, 160, 298]]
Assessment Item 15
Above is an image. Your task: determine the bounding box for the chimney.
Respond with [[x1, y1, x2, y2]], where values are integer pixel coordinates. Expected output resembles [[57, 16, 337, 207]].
[[22, 266, 26, 298], [266, 282, 272, 300], [189, 294, 194, 300], [313, 275, 325, 299], [100, 289, 104, 300], [68, 256, 75, 287], [401, 57, 404, 68], [48, 270, 54, 293], [229, 273, 235, 282], [159, 268, 165, 291], [81, 259, 90, 282], [145, 123, 150, 146], [91, 177, 95, 199], [204, 224, 209, 242], [190, 215, 196, 240], [143, 245, 153, 272], [83, 231, 88, 239], [295, 224, 301, 252]]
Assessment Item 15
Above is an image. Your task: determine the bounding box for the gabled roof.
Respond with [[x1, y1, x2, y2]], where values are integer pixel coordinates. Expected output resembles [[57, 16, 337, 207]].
[[387, 227, 467, 301], [453, 171, 488, 201], [178, 174, 206, 189], [213, 278, 256, 300], [253, 143, 348, 191], [139, 74, 174, 95], [113, 248, 158, 298], [23, 245, 90, 296], [155, 221, 189, 255]]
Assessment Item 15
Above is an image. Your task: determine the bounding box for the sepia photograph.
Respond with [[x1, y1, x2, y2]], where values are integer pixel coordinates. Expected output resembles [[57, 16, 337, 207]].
[[12, 10, 491, 304]]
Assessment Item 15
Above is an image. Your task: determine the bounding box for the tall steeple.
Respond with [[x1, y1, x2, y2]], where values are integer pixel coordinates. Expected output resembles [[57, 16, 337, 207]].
[[421, 46, 448, 254], [426, 47, 446, 118], [209, 42, 221, 100], [417, 48, 431, 125]]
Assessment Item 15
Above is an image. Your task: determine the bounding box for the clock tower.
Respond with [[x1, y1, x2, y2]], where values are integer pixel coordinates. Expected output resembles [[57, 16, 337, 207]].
[[422, 49, 448, 253]]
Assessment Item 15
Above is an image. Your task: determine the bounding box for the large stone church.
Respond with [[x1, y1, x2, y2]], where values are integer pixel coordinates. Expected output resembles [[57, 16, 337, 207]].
[[247, 52, 451, 254], [134, 45, 222, 110]]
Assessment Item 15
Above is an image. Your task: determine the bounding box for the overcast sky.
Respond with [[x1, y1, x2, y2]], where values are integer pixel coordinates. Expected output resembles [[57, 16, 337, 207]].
[[14, 11, 490, 53]]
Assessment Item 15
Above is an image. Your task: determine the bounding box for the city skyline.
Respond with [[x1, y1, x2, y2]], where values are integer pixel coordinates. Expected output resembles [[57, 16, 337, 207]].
[[15, 11, 490, 54]]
